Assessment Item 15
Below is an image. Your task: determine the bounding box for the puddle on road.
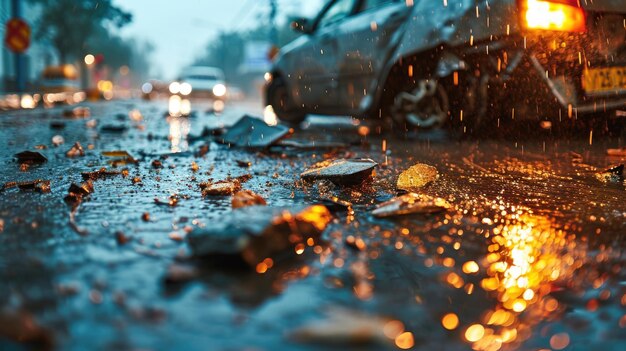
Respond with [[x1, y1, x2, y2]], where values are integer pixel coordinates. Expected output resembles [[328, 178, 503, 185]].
[[0, 100, 625, 350]]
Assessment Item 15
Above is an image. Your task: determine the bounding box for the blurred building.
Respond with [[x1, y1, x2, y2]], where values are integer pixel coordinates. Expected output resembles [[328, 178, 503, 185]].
[[0, 0, 57, 93]]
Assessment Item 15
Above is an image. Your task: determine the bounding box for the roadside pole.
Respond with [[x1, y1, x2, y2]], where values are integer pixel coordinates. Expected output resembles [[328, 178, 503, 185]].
[[11, 0, 25, 93]]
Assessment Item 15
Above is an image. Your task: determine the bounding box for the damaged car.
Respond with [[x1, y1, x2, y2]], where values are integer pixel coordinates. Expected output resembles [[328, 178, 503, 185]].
[[265, 0, 626, 133]]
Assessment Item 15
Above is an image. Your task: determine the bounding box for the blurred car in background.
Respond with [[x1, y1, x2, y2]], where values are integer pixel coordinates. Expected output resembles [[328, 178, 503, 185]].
[[265, 0, 626, 133], [41, 65, 79, 94], [40, 64, 83, 105], [170, 66, 227, 100]]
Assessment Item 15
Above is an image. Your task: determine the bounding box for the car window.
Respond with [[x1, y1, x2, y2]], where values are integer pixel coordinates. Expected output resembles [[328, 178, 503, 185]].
[[360, 0, 398, 12], [317, 0, 357, 29]]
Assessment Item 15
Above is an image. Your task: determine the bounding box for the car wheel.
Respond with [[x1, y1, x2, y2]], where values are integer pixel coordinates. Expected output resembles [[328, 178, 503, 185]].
[[267, 77, 306, 125], [390, 79, 450, 131]]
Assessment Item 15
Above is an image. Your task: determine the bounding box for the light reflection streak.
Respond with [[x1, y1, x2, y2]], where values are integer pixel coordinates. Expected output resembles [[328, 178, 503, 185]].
[[167, 116, 190, 153], [462, 211, 586, 350]]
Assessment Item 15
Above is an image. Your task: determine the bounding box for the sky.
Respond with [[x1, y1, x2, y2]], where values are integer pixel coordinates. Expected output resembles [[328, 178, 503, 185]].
[[116, 0, 325, 80]]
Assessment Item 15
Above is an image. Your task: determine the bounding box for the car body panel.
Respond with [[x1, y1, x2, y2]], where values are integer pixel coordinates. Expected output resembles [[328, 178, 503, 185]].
[[270, 0, 626, 119]]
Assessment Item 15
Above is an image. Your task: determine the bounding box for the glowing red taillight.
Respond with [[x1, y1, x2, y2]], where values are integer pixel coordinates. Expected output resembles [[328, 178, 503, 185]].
[[519, 0, 586, 33]]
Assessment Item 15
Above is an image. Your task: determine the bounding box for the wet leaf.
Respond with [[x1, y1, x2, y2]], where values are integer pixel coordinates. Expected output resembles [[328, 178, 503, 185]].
[[232, 190, 267, 208], [301, 158, 378, 186], [397, 163, 438, 192], [372, 193, 450, 218]]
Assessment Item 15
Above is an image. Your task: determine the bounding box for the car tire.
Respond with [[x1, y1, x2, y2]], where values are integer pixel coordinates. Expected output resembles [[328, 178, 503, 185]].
[[267, 77, 306, 125], [388, 79, 450, 133]]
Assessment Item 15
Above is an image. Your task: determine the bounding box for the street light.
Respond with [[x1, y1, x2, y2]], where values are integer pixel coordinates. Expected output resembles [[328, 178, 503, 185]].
[[84, 54, 95, 65]]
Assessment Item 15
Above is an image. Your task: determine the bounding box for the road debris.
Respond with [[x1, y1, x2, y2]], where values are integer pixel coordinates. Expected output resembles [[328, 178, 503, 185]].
[[607, 148, 626, 157], [372, 193, 451, 218], [200, 180, 242, 196], [63, 106, 90, 118], [81, 168, 122, 181], [0, 310, 55, 351], [301, 158, 378, 186], [3, 179, 51, 193], [595, 164, 624, 183], [187, 205, 332, 267], [154, 195, 179, 207], [236, 160, 251, 168], [164, 263, 199, 284], [102, 150, 138, 165], [397, 163, 438, 192], [66, 142, 85, 157], [151, 160, 163, 169], [219, 115, 290, 148], [52, 135, 65, 146], [232, 190, 267, 208], [50, 121, 66, 129], [289, 308, 397, 346], [115, 231, 130, 245], [15, 151, 47, 164], [100, 124, 129, 133]]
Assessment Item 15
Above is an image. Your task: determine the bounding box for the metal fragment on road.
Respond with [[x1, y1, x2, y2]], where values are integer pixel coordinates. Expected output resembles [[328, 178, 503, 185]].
[[397, 163, 438, 192], [187, 205, 332, 267], [66, 142, 85, 157], [220, 115, 290, 148], [595, 164, 624, 183], [301, 158, 378, 186], [15, 151, 48, 164], [372, 193, 451, 218]]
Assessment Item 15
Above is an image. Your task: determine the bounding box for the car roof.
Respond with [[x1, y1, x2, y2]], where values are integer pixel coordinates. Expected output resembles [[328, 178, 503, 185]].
[[182, 66, 224, 78]]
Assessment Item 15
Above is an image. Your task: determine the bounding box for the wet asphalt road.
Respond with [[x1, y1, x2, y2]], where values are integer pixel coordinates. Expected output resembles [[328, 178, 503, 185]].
[[0, 98, 625, 351]]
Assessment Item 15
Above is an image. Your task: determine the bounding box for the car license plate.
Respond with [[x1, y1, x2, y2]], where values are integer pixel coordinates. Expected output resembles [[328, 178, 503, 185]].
[[582, 66, 626, 95]]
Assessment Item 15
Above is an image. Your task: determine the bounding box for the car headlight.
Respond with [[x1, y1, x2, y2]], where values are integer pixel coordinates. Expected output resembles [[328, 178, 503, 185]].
[[213, 84, 226, 97], [169, 82, 181, 94], [180, 82, 192, 96]]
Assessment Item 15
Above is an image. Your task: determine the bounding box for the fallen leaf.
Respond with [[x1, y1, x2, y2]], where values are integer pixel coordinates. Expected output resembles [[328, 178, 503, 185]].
[[397, 163, 438, 192]]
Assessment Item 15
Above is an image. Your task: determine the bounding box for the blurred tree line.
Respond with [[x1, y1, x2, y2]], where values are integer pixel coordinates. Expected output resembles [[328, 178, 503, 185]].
[[192, 21, 301, 91], [27, 0, 153, 82]]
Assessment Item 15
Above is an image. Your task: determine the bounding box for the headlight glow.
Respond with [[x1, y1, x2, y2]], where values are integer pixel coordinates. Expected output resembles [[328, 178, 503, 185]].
[[169, 82, 180, 94], [213, 84, 226, 97]]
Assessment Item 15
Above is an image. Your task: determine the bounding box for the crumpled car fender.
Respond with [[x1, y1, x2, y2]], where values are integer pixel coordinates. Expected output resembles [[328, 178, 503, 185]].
[[362, 0, 519, 115]]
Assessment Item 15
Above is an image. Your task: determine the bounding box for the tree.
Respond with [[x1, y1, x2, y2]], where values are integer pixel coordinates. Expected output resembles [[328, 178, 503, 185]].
[[29, 0, 132, 62]]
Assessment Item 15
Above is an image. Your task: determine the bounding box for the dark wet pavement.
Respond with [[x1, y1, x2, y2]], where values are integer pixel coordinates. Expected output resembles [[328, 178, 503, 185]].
[[1, 98, 625, 351]]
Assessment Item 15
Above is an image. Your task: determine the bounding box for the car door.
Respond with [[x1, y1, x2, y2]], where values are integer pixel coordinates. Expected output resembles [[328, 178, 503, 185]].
[[334, 0, 411, 111], [293, 0, 359, 110]]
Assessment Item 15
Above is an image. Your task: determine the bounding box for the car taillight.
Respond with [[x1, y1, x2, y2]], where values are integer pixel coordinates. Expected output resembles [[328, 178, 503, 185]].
[[520, 0, 586, 33]]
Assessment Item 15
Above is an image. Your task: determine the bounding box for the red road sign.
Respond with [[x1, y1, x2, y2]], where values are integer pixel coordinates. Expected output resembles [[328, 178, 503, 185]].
[[4, 18, 31, 54]]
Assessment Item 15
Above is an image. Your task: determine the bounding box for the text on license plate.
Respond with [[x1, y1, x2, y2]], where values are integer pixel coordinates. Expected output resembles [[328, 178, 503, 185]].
[[582, 66, 626, 95]]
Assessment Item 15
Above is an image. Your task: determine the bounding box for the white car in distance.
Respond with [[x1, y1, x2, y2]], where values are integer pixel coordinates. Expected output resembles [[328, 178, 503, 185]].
[[170, 66, 227, 100]]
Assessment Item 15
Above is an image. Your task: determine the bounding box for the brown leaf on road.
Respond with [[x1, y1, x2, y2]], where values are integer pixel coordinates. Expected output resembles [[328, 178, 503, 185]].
[[232, 190, 267, 209], [397, 163, 438, 192]]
